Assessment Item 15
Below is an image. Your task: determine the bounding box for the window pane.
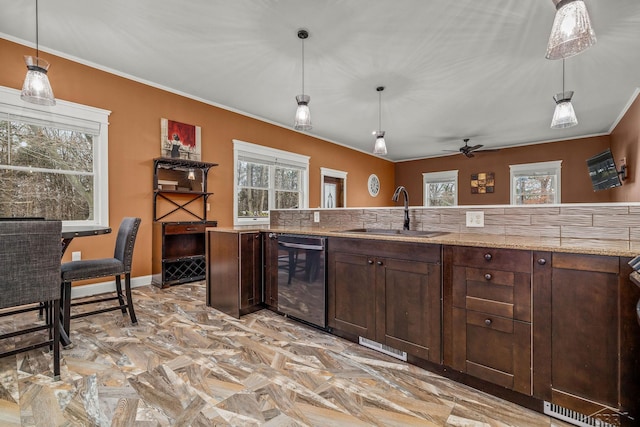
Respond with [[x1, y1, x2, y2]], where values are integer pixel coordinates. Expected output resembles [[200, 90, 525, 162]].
[[237, 160, 269, 188], [514, 175, 556, 204], [427, 182, 455, 206], [237, 188, 269, 218], [0, 120, 93, 172], [0, 169, 93, 220], [275, 190, 299, 209], [275, 167, 300, 191]]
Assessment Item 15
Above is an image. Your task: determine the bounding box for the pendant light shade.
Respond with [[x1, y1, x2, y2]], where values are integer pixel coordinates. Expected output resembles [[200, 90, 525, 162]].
[[551, 91, 578, 128], [551, 60, 577, 129], [373, 86, 387, 155], [546, 0, 596, 60], [294, 29, 311, 131], [21, 0, 55, 106]]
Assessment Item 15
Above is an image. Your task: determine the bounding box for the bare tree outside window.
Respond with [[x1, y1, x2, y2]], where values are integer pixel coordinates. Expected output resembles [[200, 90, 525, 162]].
[[0, 119, 95, 220]]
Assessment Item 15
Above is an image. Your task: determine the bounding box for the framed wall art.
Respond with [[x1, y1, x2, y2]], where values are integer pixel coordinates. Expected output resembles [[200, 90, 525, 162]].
[[470, 172, 495, 194], [161, 118, 201, 160]]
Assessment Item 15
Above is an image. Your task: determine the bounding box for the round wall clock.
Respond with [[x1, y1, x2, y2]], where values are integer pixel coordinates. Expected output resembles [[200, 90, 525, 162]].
[[368, 174, 380, 197]]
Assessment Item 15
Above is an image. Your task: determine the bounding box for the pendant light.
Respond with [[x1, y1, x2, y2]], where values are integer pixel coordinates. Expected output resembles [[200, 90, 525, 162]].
[[373, 86, 387, 155], [551, 59, 578, 129], [294, 29, 311, 131], [21, 0, 55, 106], [546, 0, 596, 60]]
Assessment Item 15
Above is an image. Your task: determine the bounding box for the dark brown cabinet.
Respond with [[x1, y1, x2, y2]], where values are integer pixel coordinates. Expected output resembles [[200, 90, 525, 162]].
[[206, 230, 262, 318], [328, 237, 441, 363], [152, 221, 217, 288], [263, 232, 279, 310], [444, 245, 532, 395], [533, 252, 640, 424]]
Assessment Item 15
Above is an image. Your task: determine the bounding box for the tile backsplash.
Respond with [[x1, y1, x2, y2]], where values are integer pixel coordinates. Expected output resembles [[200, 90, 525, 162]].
[[271, 204, 640, 243]]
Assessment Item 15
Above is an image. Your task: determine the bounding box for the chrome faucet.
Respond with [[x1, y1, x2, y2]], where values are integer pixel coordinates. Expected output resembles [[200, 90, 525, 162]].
[[392, 186, 410, 230]]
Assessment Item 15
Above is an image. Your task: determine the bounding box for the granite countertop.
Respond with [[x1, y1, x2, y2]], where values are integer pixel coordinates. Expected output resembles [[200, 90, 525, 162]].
[[208, 226, 639, 257]]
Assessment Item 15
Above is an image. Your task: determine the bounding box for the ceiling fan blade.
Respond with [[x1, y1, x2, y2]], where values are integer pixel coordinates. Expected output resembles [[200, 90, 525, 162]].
[[468, 144, 484, 151], [464, 151, 475, 158]]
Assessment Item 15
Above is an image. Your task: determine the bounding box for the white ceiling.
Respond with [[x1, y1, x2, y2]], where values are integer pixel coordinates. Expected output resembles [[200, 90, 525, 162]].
[[1, 0, 640, 161]]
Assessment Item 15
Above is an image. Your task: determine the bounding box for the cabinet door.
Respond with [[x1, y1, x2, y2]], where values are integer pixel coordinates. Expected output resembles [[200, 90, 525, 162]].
[[263, 233, 279, 309], [380, 257, 441, 363], [239, 232, 262, 314], [328, 250, 376, 340], [206, 231, 240, 318]]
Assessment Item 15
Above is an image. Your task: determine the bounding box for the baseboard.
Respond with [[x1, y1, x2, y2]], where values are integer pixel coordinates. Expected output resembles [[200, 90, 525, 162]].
[[70, 275, 153, 299]]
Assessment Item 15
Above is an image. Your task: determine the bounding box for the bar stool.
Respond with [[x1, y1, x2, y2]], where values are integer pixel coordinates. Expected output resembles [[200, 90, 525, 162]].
[[60, 217, 141, 345]]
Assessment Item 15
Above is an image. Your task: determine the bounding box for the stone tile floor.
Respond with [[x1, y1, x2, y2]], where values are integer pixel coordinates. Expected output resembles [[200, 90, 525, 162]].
[[0, 282, 573, 426]]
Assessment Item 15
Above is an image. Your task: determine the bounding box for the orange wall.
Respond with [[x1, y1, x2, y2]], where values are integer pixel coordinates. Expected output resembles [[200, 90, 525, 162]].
[[611, 93, 640, 202], [0, 38, 394, 279], [396, 135, 621, 206]]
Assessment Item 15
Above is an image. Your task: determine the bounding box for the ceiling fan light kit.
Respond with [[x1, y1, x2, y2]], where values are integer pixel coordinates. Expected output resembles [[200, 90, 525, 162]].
[[21, 0, 55, 106], [294, 29, 312, 131], [373, 86, 388, 156], [546, 0, 596, 60]]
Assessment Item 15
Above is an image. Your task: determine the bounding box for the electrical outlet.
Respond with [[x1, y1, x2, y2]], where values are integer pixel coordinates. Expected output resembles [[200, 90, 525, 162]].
[[313, 211, 320, 223], [72, 251, 82, 261], [466, 211, 484, 227]]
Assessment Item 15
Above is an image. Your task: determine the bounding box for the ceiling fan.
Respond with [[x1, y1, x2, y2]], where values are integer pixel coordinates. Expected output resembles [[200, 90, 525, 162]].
[[446, 138, 500, 158]]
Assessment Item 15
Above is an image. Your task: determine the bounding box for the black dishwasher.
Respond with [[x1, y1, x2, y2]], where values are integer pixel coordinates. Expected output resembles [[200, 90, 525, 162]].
[[276, 234, 326, 328]]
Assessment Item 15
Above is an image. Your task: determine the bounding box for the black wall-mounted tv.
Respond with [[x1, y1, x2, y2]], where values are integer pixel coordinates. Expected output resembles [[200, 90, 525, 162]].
[[586, 149, 622, 192]]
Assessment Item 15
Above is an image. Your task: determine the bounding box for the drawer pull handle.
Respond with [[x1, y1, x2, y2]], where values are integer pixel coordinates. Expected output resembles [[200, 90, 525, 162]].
[[186, 227, 197, 231], [377, 261, 383, 266], [368, 259, 374, 265], [485, 318, 492, 326], [484, 253, 492, 261], [484, 273, 492, 280], [537, 258, 547, 265]]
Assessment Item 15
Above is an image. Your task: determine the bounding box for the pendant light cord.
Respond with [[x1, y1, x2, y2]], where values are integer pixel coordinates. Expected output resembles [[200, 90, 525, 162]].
[[301, 37, 305, 96], [562, 58, 565, 95], [35, 0, 39, 58], [378, 90, 382, 131]]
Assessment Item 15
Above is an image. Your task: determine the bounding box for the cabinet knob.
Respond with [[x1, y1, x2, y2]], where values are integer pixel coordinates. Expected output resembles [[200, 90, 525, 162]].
[[484, 273, 492, 280], [268, 233, 277, 239], [368, 259, 374, 265], [537, 258, 547, 265], [377, 261, 383, 266], [484, 253, 492, 261], [485, 318, 492, 326]]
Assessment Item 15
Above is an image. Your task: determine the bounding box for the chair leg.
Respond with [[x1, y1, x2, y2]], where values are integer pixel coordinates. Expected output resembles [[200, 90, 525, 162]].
[[124, 273, 138, 326], [115, 275, 127, 315], [61, 281, 72, 347], [52, 299, 60, 380]]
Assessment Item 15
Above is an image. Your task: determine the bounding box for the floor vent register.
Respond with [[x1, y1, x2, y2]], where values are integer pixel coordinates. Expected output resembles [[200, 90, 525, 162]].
[[358, 337, 407, 362], [544, 402, 619, 427]]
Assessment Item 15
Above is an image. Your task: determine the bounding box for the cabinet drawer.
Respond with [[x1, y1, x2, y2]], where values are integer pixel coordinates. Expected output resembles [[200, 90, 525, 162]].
[[466, 296, 513, 319], [466, 267, 514, 286], [467, 309, 513, 333], [452, 246, 531, 273], [164, 223, 208, 234]]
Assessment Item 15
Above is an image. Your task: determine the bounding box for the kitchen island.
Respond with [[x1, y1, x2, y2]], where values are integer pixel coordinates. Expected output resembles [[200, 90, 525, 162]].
[[207, 226, 640, 426]]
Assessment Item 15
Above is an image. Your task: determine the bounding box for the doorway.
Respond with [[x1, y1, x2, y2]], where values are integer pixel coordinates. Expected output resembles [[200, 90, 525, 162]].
[[320, 167, 347, 208]]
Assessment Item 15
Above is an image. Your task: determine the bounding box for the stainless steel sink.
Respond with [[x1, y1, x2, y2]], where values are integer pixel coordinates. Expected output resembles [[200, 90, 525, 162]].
[[338, 228, 449, 238]]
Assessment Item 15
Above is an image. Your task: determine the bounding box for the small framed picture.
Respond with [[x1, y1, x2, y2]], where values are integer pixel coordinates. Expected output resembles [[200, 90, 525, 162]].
[[161, 118, 201, 160]]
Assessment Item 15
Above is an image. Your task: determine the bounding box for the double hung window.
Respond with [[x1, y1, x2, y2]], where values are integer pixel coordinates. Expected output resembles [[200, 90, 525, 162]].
[[423, 170, 458, 206], [0, 87, 110, 225], [234, 140, 309, 226], [510, 161, 562, 205]]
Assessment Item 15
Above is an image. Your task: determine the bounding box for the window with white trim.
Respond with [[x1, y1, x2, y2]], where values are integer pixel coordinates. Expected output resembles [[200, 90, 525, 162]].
[[0, 86, 110, 226], [234, 140, 309, 226], [510, 160, 562, 205], [423, 170, 458, 206]]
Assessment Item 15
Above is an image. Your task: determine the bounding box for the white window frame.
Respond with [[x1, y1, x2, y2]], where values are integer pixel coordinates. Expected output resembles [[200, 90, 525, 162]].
[[233, 139, 309, 226], [510, 160, 562, 205], [320, 167, 347, 208], [0, 86, 110, 227], [423, 170, 458, 206]]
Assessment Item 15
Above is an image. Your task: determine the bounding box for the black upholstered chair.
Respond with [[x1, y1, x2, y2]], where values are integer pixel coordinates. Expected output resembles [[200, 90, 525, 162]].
[[60, 217, 141, 344], [0, 220, 62, 379]]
